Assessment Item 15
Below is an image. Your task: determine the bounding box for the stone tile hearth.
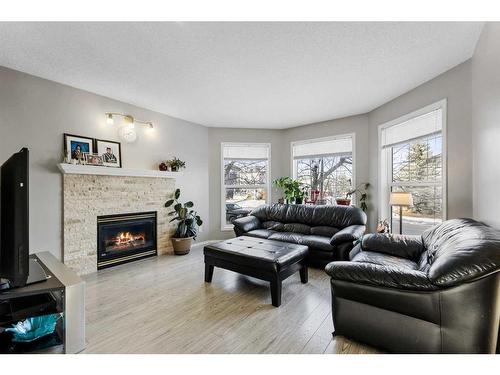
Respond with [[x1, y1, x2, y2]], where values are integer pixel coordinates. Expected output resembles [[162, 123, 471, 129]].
[[62, 174, 176, 275]]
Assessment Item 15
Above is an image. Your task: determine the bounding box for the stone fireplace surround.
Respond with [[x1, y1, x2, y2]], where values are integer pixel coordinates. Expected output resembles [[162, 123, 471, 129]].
[[60, 165, 177, 275]]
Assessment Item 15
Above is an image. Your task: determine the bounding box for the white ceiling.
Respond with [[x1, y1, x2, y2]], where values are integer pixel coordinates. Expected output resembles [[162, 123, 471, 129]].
[[0, 22, 483, 129]]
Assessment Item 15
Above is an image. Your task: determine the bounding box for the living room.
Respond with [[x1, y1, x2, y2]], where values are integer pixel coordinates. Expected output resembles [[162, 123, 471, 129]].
[[1, 1, 499, 371]]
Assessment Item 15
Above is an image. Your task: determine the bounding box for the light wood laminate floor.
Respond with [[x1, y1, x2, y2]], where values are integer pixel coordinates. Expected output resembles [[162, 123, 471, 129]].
[[83, 244, 379, 354]]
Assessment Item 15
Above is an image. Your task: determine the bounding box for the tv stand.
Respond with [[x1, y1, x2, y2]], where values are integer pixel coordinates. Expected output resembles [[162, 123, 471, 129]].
[[0, 253, 85, 353], [0, 258, 50, 291]]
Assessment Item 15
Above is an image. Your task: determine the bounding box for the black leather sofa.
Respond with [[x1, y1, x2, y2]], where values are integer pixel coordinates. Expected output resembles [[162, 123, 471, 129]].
[[232, 203, 367, 266], [326, 218, 500, 353]]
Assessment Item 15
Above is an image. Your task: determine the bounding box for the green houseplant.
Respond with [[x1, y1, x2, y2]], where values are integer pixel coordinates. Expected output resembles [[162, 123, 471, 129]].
[[166, 157, 186, 172], [165, 188, 203, 255], [273, 177, 307, 204], [341, 182, 370, 211]]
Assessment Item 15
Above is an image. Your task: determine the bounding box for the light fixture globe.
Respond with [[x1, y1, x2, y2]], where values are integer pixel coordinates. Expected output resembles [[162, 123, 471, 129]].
[[118, 124, 137, 143]]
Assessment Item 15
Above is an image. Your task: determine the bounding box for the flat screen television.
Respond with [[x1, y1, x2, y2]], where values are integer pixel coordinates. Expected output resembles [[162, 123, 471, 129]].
[[0, 148, 30, 287], [0, 148, 47, 290]]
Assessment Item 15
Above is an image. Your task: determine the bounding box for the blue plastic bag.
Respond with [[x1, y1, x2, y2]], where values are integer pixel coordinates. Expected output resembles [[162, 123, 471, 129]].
[[5, 313, 61, 342]]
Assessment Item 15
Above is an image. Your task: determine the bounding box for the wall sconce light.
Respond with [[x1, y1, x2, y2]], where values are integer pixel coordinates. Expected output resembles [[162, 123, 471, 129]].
[[105, 113, 154, 130], [106, 113, 114, 125]]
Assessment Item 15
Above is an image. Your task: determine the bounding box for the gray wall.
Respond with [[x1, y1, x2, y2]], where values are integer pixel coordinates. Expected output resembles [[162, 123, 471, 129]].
[[0, 66, 210, 260], [368, 61, 473, 229], [471, 23, 500, 228]]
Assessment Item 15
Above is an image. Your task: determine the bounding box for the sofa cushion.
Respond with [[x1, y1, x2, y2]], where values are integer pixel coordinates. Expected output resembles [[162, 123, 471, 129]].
[[299, 235, 334, 252], [325, 261, 436, 290], [311, 226, 339, 237], [283, 223, 311, 235], [262, 221, 285, 231], [361, 233, 424, 261], [352, 251, 419, 272], [246, 229, 276, 239], [268, 231, 306, 244]]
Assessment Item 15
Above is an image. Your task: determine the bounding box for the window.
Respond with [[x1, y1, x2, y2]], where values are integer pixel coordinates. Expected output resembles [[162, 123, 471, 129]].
[[379, 100, 446, 235], [221, 143, 270, 230], [292, 135, 354, 205]]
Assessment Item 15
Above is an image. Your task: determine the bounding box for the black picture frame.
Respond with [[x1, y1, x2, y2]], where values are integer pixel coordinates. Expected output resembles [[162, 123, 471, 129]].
[[63, 133, 96, 162], [95, 138, 122, 168]]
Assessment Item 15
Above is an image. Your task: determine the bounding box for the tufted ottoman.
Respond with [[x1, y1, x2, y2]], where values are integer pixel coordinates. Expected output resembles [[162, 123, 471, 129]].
[[203, 236, 309, 307]]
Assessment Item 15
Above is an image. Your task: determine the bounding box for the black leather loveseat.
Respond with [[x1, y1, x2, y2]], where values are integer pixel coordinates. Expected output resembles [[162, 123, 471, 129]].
[[326, 218, 500, 353], [233, 203, 367, 266]]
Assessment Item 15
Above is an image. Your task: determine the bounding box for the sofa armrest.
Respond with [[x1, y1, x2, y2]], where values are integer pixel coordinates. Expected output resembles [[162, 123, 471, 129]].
[[232, 215, 261, 236], [330, 225, 366, 246], [325, 261, 436, 291], [361, 233, 424, 260]]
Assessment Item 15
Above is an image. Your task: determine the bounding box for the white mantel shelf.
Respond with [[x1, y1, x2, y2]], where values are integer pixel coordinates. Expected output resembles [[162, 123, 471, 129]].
[[58, 163, 182, 178]]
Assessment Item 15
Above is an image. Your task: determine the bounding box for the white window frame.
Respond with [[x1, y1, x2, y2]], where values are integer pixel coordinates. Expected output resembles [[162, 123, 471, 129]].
[[377, 99, 448, 230], [290, 133, 356, 204], [221, 142, 271, 231]]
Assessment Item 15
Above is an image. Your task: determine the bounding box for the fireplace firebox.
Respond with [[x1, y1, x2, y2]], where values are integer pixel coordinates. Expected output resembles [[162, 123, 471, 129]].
[[97, 211, 157, 270]]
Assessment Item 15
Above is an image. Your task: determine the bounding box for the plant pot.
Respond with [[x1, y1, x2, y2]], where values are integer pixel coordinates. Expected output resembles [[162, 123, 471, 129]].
[[295, 197, 303, 204], [335, 198, 351, 206], [171, 166, 178, 172], [171, 237, 193, 255]]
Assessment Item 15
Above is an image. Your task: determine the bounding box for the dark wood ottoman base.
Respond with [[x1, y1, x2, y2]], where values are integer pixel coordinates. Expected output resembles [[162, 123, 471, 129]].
[[204, 236, 309, 307]]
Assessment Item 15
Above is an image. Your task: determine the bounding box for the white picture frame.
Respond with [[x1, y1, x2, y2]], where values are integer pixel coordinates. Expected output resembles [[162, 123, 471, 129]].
[[95, 139, 122, 168]]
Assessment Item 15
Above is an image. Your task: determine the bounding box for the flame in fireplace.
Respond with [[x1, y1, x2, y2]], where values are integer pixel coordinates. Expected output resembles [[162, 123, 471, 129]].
[[102, 231, 147, 252], [114, 232, 145, 245]]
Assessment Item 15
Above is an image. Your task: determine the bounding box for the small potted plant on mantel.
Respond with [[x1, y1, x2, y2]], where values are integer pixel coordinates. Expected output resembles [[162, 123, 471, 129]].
[[159, 157, 186, 172], [165, 188, 203, 255]]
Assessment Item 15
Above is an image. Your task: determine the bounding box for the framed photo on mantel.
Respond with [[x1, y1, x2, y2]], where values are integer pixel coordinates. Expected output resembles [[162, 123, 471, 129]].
[[64, 133, 94, 163], [95, 139, 122, 168]]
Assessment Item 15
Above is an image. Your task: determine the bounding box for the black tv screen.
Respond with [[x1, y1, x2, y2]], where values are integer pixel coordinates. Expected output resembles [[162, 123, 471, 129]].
[[0, 148, 29, 287]]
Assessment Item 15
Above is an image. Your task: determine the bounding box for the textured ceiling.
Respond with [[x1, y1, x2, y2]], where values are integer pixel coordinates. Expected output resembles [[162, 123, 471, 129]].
[[0, 22, 483, 128]]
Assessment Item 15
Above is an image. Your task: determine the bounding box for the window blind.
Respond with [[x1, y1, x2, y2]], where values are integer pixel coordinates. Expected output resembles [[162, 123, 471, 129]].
[[292, 136, 353, 160], [223, 144, 269, 160], [381, 109, 442, 148]]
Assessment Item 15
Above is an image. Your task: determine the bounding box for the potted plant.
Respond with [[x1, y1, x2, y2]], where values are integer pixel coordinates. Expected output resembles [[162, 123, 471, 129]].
[[166, 157, 186, 172], [165, 188, 203, 255], [335, 197, 352, 206], [292, 181, 308, 204], [273, 177, 294, 204], [272, 177, 307, 204], [336, 183, 370, 211]]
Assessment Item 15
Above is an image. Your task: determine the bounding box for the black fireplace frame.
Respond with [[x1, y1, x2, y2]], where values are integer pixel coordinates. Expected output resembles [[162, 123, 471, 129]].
[[97, 211, 157, 270]]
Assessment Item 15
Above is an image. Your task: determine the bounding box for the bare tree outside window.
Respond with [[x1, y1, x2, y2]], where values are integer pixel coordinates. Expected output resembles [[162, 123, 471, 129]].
[[222, 144, 270, 228], [224, 160, 267, 186], [295, 154, 353, 204]]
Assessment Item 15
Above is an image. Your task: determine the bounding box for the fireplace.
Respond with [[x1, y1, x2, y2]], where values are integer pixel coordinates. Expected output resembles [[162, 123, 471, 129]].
[[97, 211, 157, 270]]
